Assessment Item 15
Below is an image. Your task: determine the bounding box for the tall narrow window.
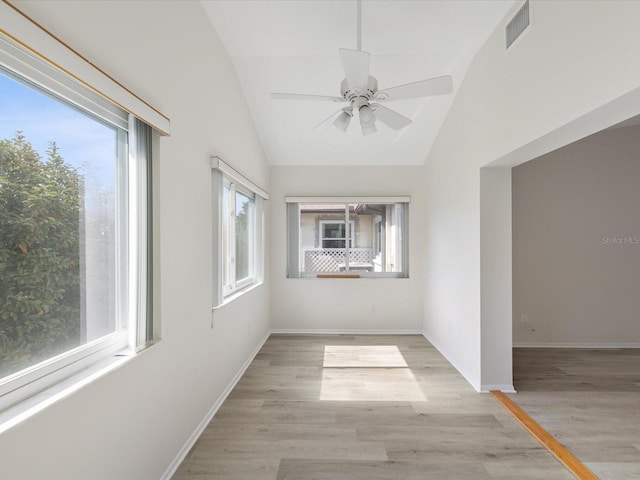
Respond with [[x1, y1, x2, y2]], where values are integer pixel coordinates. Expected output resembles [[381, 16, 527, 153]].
[[286, 197, 409, 278], [221, 181, 258, 295], [0, 34, 155, 409], [212, 158, 267, 305]]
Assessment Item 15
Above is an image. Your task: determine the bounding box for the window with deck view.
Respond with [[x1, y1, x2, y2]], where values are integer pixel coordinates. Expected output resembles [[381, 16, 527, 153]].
[[286, 198, 409, 278]]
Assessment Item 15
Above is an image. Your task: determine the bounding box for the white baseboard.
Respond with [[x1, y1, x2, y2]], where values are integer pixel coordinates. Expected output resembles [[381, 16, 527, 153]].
[[421, 332, 482, 393], [160, 331, 271, 480], [480, 384, 516, 393], [513, 342, 640, 348], [270, 329, 423, 335]]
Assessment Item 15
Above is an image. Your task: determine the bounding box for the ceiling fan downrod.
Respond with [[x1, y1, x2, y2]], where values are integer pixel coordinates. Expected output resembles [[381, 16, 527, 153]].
[[356, 0, 362, 51]]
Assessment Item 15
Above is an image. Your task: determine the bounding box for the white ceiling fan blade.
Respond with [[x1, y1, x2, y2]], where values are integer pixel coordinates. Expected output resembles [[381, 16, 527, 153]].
[[377, 75, 453, 102], [339, 48, 370, 90], [271, 93, 345, 102], [371, 104, 411, 131]]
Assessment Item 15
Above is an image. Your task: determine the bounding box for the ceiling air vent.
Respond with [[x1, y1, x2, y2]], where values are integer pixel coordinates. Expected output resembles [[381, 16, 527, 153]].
[[506, 0, 530, 50]]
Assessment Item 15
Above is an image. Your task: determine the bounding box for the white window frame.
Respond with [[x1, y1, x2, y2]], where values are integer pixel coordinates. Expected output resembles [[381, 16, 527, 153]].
[[212, 157, 267, 307], [286, 196, 410, 279], [0, 31, 157, 413]]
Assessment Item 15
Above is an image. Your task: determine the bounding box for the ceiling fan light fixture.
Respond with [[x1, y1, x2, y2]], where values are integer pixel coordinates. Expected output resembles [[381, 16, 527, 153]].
[[333, 110, 352, 132], [359, 104, 375, 124], [360, 119, 377, 136], [359, 104, 376, 135]]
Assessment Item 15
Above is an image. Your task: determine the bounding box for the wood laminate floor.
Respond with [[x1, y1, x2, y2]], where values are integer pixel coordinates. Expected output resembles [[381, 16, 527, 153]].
[[510, 348, 640, 480], [173, 335, 573, 479]]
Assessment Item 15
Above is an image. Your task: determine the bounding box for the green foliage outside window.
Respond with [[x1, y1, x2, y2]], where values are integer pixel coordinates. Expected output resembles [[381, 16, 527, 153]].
[[0, 132, 81, 378]]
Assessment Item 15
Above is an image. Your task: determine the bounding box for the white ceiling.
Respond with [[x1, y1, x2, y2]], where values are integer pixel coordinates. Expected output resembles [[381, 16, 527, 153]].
[[201, 0, 515, 166]]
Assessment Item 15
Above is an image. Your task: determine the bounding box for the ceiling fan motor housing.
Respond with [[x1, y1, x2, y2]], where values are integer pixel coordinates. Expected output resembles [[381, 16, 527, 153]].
[[341, 76, 378, 107]]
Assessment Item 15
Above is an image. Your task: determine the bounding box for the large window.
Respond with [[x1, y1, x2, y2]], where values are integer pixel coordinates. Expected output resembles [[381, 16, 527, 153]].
[[0, 34, 153, 410], [287, 197, 409, 278], [212, 158, 267, 304]]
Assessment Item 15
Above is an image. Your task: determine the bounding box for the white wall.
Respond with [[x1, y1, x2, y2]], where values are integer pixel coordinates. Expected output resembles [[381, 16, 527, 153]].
[[270, 166, 424, 332], [0, 2, 270, 479], [423, 0, 640, 391], [513, 125, 640, 347]]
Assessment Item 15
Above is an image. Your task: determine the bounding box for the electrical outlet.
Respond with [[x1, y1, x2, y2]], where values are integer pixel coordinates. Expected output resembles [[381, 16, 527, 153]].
[[521, 314, 535, 332]]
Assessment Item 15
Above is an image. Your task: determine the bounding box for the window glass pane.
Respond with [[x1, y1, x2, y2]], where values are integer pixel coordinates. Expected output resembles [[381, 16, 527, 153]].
[[0, 69, 120, 379], [222, 185, 230, 288], [299, 204, 345, 273], [235, 190, 253, 282], [322, 223, 345, 248], [351, 203, 401, 273], [323, 223, 352, 249]]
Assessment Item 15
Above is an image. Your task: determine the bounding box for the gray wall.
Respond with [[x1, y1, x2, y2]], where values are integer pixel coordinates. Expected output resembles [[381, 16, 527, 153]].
[[513, 125, 640, 346]]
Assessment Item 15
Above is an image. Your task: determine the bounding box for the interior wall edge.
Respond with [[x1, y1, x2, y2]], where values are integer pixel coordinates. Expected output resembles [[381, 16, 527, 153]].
[[487, 84, 640, 169], [479, 166, 513, 390]]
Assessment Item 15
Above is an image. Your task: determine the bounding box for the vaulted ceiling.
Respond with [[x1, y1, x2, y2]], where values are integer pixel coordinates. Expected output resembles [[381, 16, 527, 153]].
[[201, 0, 515, 166]]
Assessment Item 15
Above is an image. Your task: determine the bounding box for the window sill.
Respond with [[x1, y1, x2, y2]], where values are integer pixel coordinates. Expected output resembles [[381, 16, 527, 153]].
[[291, 274, 409, 280], [214, 281, 264, 311], [0, 343, 154, 435]]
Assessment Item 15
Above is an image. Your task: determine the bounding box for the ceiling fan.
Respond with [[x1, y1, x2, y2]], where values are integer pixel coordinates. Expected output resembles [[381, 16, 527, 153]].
[[270, 0, 454, 136]]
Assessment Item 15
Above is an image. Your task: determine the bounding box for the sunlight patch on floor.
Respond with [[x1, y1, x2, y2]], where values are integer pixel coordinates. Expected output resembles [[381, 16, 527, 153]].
[[320, 345, 426, 401], [323, 345, 408, 368]]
